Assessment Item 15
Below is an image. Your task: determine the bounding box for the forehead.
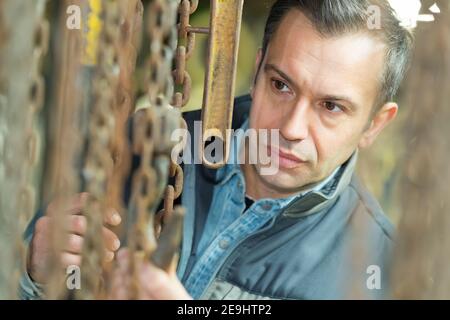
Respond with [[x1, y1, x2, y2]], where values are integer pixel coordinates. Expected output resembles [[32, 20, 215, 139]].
[[266, 9, 386, 110]]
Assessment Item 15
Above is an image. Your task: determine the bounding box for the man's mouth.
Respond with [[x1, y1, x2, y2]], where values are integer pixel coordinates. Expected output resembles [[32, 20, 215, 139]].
[[267, 146, 306, 169]]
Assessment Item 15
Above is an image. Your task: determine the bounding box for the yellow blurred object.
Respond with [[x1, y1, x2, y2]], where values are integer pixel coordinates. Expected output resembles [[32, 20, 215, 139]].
[[81, 0, 103, 66]]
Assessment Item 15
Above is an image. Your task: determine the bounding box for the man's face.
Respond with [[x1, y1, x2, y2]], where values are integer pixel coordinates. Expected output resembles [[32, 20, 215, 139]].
[[249, 9, 395, 193]]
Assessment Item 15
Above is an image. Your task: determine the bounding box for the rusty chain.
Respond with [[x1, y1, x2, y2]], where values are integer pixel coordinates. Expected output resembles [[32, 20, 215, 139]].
[[78, 0, 122, 299], [0, 0, 199, 299], [172, 0, 199, 109], [161, 0, 200, 222], [153, 0, 200, 247], [128, 0, 179, 297], [19, 0, 50, 292], [18, 0, 50, 262], [0, 0, 49, 298], [107, 0, 144, 219], [124, 0, 201, 298]]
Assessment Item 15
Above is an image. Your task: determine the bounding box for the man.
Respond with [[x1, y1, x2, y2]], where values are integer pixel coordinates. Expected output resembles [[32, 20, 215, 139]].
[[22, 0, 414, 299]]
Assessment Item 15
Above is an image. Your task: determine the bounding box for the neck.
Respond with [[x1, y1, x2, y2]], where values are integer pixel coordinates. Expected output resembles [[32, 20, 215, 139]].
[[240, 162, 280, 200]]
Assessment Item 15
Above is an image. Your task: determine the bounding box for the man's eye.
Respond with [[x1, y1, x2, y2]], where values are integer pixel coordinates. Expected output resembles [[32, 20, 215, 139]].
[[271, 79, 290, 93], [323, 101, 344, 113]]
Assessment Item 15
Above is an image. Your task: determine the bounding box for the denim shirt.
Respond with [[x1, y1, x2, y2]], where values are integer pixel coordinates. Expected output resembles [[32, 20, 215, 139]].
[[178, 119, 340, 299]]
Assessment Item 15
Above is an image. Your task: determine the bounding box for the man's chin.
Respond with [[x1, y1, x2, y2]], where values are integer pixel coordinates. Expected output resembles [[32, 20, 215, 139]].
[[255, 166, 312, 193]]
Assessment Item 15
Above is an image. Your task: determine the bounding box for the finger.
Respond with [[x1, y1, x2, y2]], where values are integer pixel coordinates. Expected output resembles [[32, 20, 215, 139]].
[[63, 233, 84, 254], [34, 216, 51, 235], [104, 250, 115, 263], [113, 253, 130, 282], [104, 208, 121, 227], [116, 248, 131, 272], [47, 193, 90, 217], [102, 227, 121, 252], [66, 215, 87, 235], [61, 252, 82, 269], [117, 247, 130, 261]]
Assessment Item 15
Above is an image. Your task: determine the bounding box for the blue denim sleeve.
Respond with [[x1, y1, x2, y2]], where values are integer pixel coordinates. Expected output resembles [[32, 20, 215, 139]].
[[18, 208, 46, 300]]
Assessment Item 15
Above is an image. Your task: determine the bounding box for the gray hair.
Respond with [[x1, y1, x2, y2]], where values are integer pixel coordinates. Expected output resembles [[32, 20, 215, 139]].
[[259, 0, 415, 109]]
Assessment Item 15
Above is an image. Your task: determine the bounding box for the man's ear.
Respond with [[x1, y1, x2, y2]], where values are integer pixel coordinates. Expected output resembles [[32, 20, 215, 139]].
[[251, 48, 263, 99], [358, 102, 398, 149]]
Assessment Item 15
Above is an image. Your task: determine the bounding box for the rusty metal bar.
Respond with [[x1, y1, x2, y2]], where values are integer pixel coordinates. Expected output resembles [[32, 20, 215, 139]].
[[186, 26, 209, 34], [151, 207, 185, 272], [201, 0, 244, 169]]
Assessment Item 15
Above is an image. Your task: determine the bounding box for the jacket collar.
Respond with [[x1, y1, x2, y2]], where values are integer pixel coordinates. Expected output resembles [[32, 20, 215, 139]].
[[282, 150, 358, 218]]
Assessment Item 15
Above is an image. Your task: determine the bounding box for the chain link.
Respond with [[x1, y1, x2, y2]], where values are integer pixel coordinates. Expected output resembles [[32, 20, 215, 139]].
[[155, 0, 199, 223], [125, 0, 200, 298], [78, 0, 122, 299], [157, 0, 199, 233], [127, 1, 180, 296], [172, 0, 199, 108], [0, 0, 49, 298]]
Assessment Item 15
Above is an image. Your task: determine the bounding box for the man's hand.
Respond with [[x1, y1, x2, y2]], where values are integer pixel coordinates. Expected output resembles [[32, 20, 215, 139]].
[[110, 248, 192, 300], [27, 192, 122, 284]]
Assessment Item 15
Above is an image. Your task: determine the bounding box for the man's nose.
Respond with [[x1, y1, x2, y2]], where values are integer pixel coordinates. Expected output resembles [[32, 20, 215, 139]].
[[279, 99, 310, 142]]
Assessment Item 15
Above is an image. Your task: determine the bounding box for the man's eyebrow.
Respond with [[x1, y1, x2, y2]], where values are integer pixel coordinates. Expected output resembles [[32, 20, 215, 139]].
[[264, 63, 298, 90]]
